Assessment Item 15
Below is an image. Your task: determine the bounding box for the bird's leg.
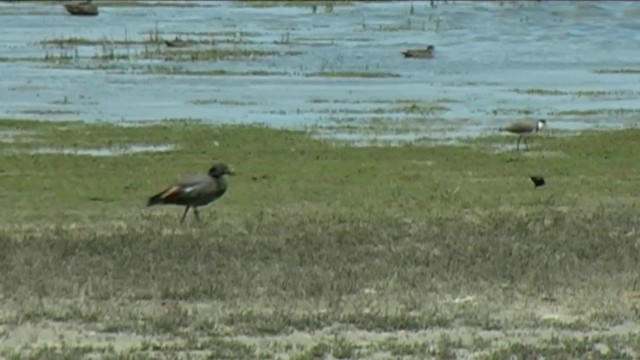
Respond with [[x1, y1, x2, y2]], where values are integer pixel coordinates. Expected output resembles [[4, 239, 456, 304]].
[[516, 136, 521, 151], [180, 206, 190, 224], [193, 207, 202, 222], [524, 137, 530, 151]]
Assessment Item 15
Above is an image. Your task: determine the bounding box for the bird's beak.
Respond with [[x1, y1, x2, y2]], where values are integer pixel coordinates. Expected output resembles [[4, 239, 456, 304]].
[[227, 168, 236, 176]]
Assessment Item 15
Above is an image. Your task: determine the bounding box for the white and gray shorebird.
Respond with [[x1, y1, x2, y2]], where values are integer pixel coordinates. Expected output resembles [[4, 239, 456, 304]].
[[501, 119, 547, 151]]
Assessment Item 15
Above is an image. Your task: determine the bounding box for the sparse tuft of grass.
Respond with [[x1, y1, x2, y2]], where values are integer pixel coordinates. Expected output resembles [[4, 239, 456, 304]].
[[0, 56, 67, 63], [308, 98, 436, 105], [142, 48, 303, 61], [479, 336, 634, 360], [511, 88, 565, 95], [307, 71, 401, 78], [40, 36, 156, 46], [136, 65, 287, 77], [391, 102, 449, 114], [188, 99, 258, 106], [18, 109, 78, 116], [511, 88, 640, 98], [489, 108, 534, 116], [550, 108, 640, 116], [234, 1, 354, 8], [95, 1, 220, 7], [593, 68, 640, 74]]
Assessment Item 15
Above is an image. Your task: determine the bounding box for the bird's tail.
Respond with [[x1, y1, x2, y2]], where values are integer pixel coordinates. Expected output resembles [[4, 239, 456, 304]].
[[147, 191, 166, 207], [147, 185, 180, 207]]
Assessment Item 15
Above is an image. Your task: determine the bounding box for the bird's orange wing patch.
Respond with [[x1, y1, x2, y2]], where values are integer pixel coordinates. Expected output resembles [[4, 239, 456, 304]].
[[160, 186, 182, 201]]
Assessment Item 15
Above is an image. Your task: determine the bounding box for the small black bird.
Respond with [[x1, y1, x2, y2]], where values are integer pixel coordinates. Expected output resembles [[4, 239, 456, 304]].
[[530, 175, 545, 188]]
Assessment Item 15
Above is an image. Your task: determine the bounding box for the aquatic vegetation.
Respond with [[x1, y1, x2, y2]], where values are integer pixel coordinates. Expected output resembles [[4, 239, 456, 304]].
[[551, 108, 640, 116], [188, 99, 259, 106], [511, 88, 640, 98], [40, 36, 158, 46], [593, 68, 640, 74], [308, 98, 445, 104], [97, 1, 219, 7], [134, 65, 287, 77], [391, 102, 449, 114], [233, 1, 355, 8], [0, 56, 50, 63], [307, 70, 401, 78], [488, 108, 535, 116], [140, 48, 303, 61], [18, 109, 78, 116], [511, 88, 566, 95]]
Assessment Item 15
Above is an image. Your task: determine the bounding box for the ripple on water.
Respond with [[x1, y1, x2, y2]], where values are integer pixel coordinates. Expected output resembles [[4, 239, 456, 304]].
[[0, 1, 639, 142]]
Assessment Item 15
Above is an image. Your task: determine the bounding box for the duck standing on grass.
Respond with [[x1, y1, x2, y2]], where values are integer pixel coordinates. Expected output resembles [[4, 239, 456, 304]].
[[147, 162, 235, 224]]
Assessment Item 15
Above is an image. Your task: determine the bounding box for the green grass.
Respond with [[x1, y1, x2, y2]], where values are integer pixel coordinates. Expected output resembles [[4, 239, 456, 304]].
[[1, 118, 640, 357], [479, 335, 640, 360]]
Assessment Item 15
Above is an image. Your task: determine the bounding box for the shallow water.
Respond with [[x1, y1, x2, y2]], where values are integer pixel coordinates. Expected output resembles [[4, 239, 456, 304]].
[[1, 1, 639, 141], [7, 144, 176, 156]]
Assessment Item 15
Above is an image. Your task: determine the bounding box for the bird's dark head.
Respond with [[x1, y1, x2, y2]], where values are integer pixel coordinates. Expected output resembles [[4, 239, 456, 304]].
[[427, 45, 435, 52], [208, 163, 235, 178]]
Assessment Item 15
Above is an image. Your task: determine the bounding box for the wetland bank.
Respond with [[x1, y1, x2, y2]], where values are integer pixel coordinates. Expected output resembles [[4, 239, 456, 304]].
[[2, 120, 640, 359], [1, 0, 640, 359]]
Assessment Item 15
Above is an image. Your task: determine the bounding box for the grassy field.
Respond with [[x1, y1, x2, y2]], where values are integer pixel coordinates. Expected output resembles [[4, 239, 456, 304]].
[[0, 118, 640, 358]]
